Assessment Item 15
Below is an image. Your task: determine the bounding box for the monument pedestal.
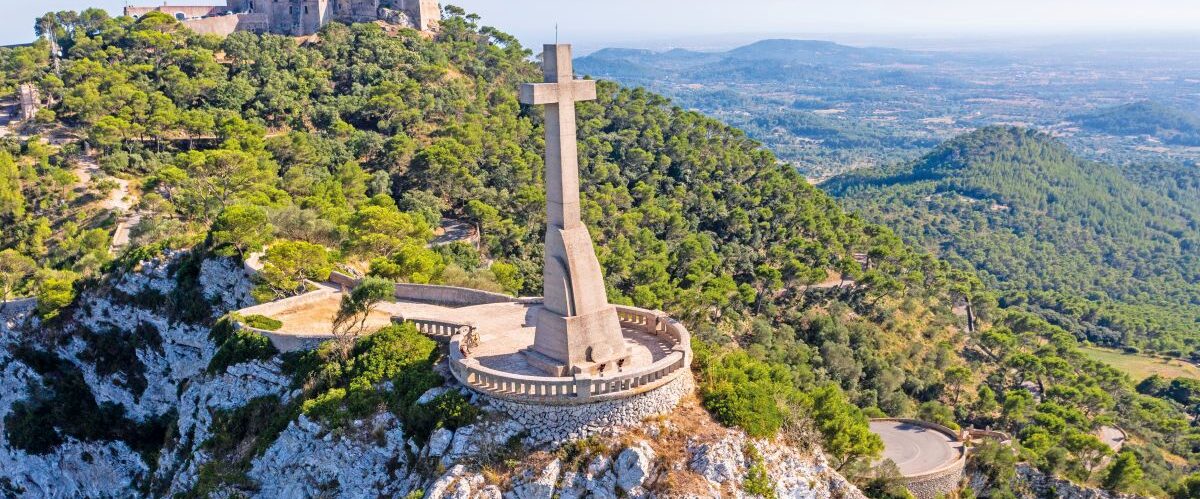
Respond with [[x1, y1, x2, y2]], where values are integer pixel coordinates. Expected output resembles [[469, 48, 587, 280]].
[[525, 306, 631, 376]]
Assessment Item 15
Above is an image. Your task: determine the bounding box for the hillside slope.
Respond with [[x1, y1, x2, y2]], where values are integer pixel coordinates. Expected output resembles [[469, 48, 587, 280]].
[[826, 126, 1200, 354], [1074, 101, 1200, 146]]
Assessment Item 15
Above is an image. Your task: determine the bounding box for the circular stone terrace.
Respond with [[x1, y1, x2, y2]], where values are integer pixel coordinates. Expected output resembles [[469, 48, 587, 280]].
[[869, 419, 967, 499], [235, 278, 692, 405]]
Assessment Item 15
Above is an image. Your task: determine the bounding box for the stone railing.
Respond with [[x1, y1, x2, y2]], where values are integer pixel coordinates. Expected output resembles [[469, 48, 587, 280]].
[[448, 304, 692, 405], [965, 428, 1013, 446], [394, 316, 475, 343]]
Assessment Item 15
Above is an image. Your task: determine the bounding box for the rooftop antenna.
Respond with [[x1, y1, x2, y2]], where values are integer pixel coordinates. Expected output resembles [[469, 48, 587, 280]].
[[555, 23, 558, 44]]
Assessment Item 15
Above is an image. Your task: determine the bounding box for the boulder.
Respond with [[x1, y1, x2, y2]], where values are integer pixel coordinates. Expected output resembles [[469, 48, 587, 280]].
[[504, 458, 561, 499], [614, 441, 656, 495], [428, 427, 454, 457], [688, 431, 747, 486]]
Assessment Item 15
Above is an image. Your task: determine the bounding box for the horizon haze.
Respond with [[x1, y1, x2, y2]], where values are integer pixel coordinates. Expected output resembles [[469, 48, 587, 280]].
[[3, 0, 1200, 52]]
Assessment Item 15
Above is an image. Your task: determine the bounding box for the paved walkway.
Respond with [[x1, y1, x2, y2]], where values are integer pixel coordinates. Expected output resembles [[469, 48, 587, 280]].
[[260, 290, 672, 373], [870, 420, 964, 476], [430, 219, 479, 247]]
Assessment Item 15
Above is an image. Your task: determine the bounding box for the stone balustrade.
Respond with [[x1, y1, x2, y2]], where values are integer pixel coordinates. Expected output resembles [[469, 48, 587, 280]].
[[448, 304, 692, 405], [964, 428, 1013, 446], [394, 316, 475, 342]]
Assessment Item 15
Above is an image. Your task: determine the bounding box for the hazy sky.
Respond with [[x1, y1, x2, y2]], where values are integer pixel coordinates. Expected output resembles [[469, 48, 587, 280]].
[[3, 0, 1200, 48]]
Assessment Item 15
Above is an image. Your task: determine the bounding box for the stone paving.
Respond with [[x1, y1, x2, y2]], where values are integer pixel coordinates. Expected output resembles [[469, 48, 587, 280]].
[[869, 420, 963, 476], [263, 291, 673, 375]]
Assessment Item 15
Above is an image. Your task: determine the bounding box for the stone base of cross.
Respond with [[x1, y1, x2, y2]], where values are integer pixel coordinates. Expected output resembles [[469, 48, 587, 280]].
[[519, 44, 631, 376]]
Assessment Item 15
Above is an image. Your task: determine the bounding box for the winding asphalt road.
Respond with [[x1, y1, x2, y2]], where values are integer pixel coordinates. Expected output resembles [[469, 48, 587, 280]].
[[870, 420, 964, 476]]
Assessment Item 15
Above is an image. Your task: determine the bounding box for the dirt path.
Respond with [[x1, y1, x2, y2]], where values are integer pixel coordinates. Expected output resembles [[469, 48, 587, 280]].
[[807, 270, 853, 290], [73, 156, 140, 251], [0, 98, 15, 138]]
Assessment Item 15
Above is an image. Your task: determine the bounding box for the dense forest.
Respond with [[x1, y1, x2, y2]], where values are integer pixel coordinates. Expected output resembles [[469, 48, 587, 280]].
[[827, 126, 1200, 358], [1074, 101, 1200, 146], [2, 8, 1200, 497]]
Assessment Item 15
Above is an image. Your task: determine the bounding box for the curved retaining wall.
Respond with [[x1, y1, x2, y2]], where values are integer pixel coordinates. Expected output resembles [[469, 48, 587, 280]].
[[237, 288, 338, 317], [870, 418, 967, 499], [392, 283, 515, 307], [481, 372, 693, 445], [447, 305, 692, 405]]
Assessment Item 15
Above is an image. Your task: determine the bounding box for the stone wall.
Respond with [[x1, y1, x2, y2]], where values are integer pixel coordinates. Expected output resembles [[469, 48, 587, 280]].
[[479, 372, 693, 445], [325, 271, 517, 307], [127, 0, 439, 37], [182, 14, 250, 36], [902, 457, 965, 499], [236, 287, 338, 318], [125, 5, 231, 20], [393, 282, 516, 306]]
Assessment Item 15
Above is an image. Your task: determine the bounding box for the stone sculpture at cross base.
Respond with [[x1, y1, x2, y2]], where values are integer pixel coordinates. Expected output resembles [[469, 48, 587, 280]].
[[519, 44, 631, 376]]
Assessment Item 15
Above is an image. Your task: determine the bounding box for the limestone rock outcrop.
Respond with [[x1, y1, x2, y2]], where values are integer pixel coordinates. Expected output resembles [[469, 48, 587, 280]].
[[0, 251, 864, 498]]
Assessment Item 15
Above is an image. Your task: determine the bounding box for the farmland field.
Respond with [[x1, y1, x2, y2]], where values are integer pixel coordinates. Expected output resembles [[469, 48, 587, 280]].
[[1080, 346, 1200, 381]]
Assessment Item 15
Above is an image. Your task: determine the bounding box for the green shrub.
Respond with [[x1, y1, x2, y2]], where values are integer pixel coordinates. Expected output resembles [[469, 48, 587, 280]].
[[301, 388, 349, 425], [694, 341, 882, 471], [917, 401, 960, 431], [743, 443, 776, 498], [693, 341, 800, 437], [406, 391, 481, 442], [296, 324, 442, 429], [243, 314, 283, 331], [208, 316, 279, 374], [205, 395, 297, 459]]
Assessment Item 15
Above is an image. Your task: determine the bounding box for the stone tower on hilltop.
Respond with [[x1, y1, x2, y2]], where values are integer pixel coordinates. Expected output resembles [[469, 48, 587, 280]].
[[125, 0, 440, 37]]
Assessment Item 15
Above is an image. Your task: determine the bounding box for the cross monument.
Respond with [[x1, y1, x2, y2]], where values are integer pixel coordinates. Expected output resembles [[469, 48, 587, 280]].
[[519, 44, 631, 376]]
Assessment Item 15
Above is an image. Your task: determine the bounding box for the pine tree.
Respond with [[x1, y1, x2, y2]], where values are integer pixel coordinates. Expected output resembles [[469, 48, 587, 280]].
[[0, 151, 25, 221], [1103, 451, 1144, 492]]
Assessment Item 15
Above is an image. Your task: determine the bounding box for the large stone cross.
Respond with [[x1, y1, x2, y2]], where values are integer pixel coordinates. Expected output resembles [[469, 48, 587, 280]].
[[518, 44, 596, 230], [520, 44, 630, 376]]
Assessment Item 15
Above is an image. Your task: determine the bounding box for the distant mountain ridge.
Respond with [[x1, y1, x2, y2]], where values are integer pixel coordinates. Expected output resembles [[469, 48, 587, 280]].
[[575, 39, 979, 176], [579, 39, 992, 74], [827, 126, 1200, 355]]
